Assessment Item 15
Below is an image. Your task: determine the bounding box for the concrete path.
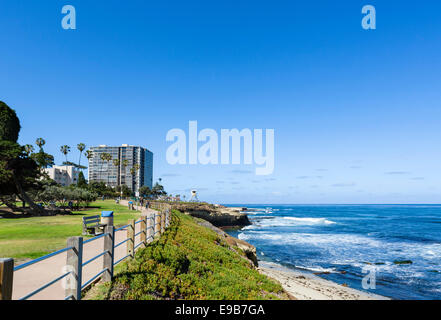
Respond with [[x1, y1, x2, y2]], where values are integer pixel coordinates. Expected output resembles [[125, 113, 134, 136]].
[[12, 202, 156, 300]]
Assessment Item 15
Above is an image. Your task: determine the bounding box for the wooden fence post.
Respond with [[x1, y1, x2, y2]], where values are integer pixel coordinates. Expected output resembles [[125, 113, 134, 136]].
[[66, 237, 83, 300], [147, 213, 153, 243], [127, 219, 135, 258], [0, 258, 14, 300], [154, 212, 161, 238], [140, 216, 147, 248], [103, 225, 115, 282], [161, 211, 165, 234]]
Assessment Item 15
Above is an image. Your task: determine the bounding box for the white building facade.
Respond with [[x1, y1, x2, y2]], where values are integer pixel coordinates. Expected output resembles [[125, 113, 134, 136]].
[[44, 165, 79, 186]]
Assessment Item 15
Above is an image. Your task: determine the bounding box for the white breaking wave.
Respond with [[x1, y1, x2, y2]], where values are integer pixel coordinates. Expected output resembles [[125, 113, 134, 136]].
[[250, 216, 336, 228], [283, 217, 336, 225]]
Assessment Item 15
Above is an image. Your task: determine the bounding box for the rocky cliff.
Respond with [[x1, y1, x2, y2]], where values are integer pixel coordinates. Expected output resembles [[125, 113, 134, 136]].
[[171, 203, 251, 227]]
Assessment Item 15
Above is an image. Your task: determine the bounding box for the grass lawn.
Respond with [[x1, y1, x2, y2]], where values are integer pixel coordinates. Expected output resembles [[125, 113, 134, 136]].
[[87, 210, 288, 300], [0, 200, 141, 261]]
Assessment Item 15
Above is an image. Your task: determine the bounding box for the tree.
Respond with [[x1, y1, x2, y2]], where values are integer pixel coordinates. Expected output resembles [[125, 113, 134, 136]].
[[77, 171, 87, 188], [36, 138, 46, 150], [85, 150, 93, 162], [76, 143, 86, 184], [139, 185, 152, 198], [0, 101, 21, 142], [130, 163, 140, 192], [0, 102, 44, 215], [101, 153, 112, 185], [116, 184, 132, 198], [60, 145, 71, 164], [62, 161, 87, 170], [31, 137, 54, 169], [24, 144, 34, 155], [151, 182, 167, 199], [113, 159, 120, 186], [60, 145, 71, 184], [99, 152, 108, 182]]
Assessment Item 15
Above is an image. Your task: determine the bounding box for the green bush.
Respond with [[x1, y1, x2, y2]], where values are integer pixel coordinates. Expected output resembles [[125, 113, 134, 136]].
[[92, 211, 287, 300]]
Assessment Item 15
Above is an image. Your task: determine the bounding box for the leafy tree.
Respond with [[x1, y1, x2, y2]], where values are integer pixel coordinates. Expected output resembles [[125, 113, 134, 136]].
[[151, 182, 167, 199], [31, 150, 55, 169], [116, 184, 133, 197], [77, 171, 88, 188], [0, 102, 44, 214], [139, 185, 152, 198], [36, 185, 97, 210], [87, 181, 117, 198], [0, 101, 21, 141]]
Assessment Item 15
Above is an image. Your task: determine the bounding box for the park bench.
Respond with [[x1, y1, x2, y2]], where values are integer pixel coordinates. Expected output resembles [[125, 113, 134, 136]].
[[82, 215, 106, 235]]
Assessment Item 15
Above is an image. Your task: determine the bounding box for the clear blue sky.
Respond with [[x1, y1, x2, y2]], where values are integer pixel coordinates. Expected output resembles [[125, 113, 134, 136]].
[[1, 1, 441, 204]]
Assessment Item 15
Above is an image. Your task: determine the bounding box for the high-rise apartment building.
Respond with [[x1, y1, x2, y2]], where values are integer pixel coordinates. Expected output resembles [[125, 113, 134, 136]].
[[88, 144, 153, 193]]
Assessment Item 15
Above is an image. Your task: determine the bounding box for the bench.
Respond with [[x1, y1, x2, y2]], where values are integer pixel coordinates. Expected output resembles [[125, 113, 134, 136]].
[[82, 215, 106, 235]]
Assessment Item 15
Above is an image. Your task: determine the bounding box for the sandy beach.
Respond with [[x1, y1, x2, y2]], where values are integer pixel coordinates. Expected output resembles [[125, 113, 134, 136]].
[[258, 261, 389, 300]]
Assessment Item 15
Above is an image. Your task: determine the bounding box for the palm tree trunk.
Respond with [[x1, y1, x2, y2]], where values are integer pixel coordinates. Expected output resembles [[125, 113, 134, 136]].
[[78, 152, 82, 185]]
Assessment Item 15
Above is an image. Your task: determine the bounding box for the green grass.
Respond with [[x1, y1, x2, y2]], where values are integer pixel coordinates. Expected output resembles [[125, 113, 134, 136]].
[[0, 200, 141, 260], [88, 210, 287, 300]]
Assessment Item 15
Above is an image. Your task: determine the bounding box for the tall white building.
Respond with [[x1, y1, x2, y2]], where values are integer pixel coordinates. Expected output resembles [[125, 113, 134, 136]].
[[88, 144, 153, 193], [44, 165, 79, 186]]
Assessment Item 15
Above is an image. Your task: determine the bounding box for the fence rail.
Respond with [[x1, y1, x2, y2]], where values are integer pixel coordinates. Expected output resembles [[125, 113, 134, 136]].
[[0, 204, 172, 300]]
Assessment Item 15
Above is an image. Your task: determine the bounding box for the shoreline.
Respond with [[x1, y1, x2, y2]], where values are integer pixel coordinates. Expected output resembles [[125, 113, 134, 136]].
[[224, 205, 389, 300], [258, 260, 389, 300]]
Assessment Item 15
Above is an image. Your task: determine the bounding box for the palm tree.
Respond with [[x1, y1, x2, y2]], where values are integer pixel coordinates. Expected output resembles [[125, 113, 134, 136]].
[[100, 152, 112, 185], [130, 164, 140, 193], [76, 143, 86, 185], [113, 159, 120, 186], [60, 145, 70, 184], [60, 145, 70, 163], [77, 143, 86, 167], [121, 159, 128, 185], [60, 145, 71, 184], [99, 152, 106, 183], [24, 144, 34, 155], [36, 138, 46, 151]]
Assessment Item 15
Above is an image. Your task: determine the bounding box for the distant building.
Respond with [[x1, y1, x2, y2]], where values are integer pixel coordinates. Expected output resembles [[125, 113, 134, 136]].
[[44, 165, 79, 186], [88, 144, 153, 193]]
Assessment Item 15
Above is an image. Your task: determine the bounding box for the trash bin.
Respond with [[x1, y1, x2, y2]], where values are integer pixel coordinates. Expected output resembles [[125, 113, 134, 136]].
[[101, 211, 114, 227]]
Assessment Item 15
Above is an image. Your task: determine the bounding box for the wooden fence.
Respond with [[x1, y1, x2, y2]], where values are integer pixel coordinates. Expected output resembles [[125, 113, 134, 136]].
[[0, 204, 172, 300]]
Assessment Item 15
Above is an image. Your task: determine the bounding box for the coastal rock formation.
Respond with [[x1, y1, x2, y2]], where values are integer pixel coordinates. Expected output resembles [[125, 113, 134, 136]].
[[196, 219, 258, 267], [172, 203, 251, 227]]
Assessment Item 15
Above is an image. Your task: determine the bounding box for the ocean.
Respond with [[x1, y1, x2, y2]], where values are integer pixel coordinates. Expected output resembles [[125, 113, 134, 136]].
[[224, 204, 441, 300]]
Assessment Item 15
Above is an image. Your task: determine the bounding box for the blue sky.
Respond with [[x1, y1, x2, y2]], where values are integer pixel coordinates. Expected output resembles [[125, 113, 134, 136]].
[[1, 1, 441, 204]]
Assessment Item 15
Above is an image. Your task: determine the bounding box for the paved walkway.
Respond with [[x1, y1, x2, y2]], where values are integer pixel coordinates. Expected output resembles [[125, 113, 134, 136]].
[[12, 202, 156, 300]]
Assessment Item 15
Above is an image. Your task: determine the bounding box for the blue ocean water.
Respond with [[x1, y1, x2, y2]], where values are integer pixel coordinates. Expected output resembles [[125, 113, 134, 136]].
[[225, 204, 441, 300]]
